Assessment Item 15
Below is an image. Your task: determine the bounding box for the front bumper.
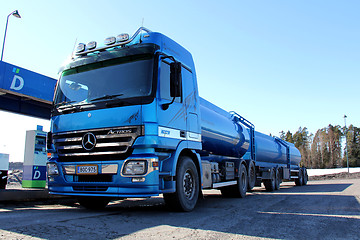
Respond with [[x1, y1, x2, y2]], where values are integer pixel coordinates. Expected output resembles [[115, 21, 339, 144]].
[[47, 156, 160, 198]]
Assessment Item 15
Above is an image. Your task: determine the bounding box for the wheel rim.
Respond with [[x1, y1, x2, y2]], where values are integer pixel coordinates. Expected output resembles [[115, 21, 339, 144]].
[[183, 170, 195, 200]]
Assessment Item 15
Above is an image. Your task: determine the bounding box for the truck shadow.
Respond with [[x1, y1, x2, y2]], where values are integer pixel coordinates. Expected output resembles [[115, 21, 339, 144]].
[[1, 182, 360, 239], [253, 182, 353, 193]]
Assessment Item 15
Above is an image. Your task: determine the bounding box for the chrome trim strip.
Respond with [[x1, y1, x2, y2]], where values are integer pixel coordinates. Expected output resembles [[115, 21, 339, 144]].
[[213, 181, 237, 188], [59, 151, 127, 157]]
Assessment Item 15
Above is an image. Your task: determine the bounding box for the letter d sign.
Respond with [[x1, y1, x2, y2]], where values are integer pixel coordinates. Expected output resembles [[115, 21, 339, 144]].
[[10, 75, 24, 91], [33, 170, 41, 179]]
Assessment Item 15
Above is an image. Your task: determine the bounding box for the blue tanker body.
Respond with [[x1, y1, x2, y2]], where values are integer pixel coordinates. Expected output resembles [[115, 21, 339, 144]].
[[199, 97, 301, 168], [254, 131, 301, 166], [200, 98, 250, 158], [47, 27, 308, 212]]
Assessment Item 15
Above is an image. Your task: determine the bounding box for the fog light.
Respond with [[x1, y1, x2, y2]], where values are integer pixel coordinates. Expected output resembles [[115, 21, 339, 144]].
[[132, 177, 145, 182], [123, 160, 146, 175], [47, 163, 59, 176]]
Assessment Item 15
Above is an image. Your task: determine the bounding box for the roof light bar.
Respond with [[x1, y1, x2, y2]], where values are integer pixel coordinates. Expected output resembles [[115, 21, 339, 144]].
[[75, 27, 152, 56], [86, 41, 97, 50], [117, 33, 129, 42], [104, 36, 116, 45], [75, 43, 86, 53]]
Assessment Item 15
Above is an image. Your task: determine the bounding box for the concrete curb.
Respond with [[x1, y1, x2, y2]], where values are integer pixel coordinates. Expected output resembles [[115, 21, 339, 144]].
[[0, 188, 51, 202]]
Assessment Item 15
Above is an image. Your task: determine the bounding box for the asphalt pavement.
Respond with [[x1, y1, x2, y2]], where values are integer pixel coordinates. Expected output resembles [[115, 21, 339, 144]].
[[0, 178, 359, 239]]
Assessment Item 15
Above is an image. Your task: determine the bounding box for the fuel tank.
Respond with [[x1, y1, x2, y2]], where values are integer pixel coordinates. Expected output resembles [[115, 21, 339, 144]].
[[200, 98, 250, 158], [199, 98, 301, 166]]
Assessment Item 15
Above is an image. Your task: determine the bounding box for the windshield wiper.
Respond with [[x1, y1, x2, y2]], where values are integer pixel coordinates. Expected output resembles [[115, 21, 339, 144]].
[[90, 94, 124, 102], [105, 99, 133, 107], [54, 100, 76, 107]]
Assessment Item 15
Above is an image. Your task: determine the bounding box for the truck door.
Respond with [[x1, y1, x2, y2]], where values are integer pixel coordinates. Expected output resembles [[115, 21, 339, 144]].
[[182, 68, 200, 141], [157, 59, 186, 139]]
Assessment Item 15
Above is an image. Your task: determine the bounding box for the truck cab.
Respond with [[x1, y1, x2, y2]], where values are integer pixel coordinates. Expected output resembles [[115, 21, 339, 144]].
[[47, 28, 202, 210]]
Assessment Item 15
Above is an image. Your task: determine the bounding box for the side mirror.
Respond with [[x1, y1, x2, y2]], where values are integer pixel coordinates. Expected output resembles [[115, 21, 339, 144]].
[[170, 62, 182, 98]]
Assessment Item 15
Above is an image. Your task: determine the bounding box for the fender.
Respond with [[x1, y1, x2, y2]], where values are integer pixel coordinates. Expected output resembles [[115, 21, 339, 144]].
[[160, 140, 202, 189]]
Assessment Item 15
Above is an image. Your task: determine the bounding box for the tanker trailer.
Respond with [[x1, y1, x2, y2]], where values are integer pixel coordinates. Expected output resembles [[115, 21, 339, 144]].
[[199, 98, 307, 195]]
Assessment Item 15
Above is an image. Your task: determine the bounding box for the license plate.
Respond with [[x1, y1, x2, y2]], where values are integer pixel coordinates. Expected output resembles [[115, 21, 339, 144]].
[[76, 165, 98, 175]]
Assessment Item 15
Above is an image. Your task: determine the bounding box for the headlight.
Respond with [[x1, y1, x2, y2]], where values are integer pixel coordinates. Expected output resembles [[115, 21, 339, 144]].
[[122, 160, 147, 175], [47, 162, 59, 176]]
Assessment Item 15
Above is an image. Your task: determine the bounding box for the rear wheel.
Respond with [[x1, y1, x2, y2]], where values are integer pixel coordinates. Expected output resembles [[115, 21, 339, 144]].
[[163, 156, 199, 212], [220, 163, 248, 198], [247, 161, 256, 191], [295, 168, 303, 186], [78, 197, 110, 210], [274, 168, 281, 190], [264, 168, 276, 192], [302, 167, 308, 185]]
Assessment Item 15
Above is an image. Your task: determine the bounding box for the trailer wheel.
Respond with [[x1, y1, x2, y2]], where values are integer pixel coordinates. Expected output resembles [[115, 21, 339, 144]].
[[295, 168, 303, 186], [163, 156, 199, 212], [247, 161, 256, 191], [275, 168, 281, 190], [78, 197, 110, 210], [220, 163, 247, 198], [264, 168, 276, 192], [302, 167, 308, 185]]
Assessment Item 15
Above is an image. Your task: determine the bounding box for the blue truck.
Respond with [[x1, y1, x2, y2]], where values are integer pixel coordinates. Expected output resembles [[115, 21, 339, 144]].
[[46, 27, 308, 211]]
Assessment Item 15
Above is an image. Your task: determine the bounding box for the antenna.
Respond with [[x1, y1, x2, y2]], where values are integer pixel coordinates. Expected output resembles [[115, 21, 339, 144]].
[[140, 18, 145, 43], [71, 38, 78, 60]]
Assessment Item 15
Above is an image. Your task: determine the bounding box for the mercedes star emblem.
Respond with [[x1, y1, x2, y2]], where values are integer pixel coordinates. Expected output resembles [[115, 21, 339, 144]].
[[82, 132, 97, 151]]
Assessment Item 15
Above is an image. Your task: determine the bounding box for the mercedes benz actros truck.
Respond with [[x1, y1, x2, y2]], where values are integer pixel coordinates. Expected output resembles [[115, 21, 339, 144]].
[[47, 28, 307, 211]]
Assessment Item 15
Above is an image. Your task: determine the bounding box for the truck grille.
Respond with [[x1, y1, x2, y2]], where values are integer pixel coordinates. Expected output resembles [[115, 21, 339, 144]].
[[53, 126, 143, 162]]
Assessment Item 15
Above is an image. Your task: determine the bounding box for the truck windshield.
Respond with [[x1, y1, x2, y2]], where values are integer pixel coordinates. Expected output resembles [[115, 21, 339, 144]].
[[54, 55, 154, 109]]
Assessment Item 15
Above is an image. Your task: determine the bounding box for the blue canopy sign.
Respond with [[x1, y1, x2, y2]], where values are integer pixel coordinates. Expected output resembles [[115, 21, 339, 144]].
[[0, 61, 57, 119]]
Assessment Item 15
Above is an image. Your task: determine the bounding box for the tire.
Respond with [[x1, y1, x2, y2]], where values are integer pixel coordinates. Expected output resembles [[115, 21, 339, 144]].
[[220, 163, 248, 198], [274, 168, 281, 190], [264, 168, 276, 192], [302, 167, 308, 186], [295, 168, 303, 186], [247, 161, 256, 191], [163, 156, 199, 212], [78, 197, 110, 210]]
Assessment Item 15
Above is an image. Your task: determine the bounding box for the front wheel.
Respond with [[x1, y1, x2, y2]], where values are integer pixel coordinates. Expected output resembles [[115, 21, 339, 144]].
[[163, 156, 199, 212]]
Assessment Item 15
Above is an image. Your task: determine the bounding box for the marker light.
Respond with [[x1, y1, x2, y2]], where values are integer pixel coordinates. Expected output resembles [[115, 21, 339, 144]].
[[76, 43, 86, 53], [86, 41, 97, 50], [116, 33, 129, 42], [47, 162, 59, 176], [104, 36, 116, 45]]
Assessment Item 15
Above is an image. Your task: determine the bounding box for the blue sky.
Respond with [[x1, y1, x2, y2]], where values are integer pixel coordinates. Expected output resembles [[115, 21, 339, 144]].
[[0, 1, 359, 162]]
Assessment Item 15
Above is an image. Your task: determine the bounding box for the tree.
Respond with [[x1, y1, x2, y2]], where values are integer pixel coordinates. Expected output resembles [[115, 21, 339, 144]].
[[292, 127, 311, 167], [280, 124, 359, 169], [327, 125, 342, 168], [345, 125, 360, 167], [311, 130, 323, 168]]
